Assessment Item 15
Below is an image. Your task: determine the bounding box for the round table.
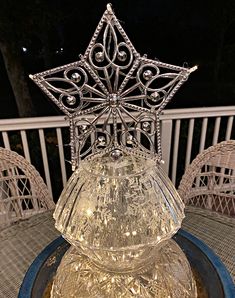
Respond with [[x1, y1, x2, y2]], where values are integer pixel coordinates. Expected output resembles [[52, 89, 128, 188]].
[[19, 229, 235, 298]]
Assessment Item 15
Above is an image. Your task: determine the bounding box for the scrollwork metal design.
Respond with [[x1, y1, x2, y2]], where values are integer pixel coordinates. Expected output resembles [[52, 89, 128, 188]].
[[30, 4, 197, 170]]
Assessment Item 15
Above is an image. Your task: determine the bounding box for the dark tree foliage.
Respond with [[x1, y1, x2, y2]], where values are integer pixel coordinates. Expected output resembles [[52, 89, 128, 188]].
[[0, 0, 69, 116], [0, 0, 235, 118]]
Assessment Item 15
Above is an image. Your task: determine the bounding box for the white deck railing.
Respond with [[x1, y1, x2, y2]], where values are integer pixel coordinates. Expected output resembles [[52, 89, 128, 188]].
[[0, 106, 234, 199]]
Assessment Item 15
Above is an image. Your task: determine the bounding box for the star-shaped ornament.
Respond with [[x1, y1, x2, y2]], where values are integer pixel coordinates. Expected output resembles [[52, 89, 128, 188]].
[[30, 4, 197, 170]]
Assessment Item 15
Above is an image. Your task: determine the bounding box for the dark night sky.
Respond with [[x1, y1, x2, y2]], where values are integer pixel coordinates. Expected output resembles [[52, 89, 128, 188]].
[[0, 0, 235, 118]]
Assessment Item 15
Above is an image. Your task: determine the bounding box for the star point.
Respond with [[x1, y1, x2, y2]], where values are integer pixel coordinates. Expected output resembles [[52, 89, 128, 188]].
[[30, 4, 196, 170]]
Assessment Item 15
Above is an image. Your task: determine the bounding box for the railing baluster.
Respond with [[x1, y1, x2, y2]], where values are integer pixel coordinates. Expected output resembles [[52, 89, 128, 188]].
[[199, 118, 208, 153], [0, 107, 234, 199], [185, 119, 195, 167], [195, 118, 208, 187], [161, 120, 173, 174], [225, 116, 234, 140], [20, 130, 31, 162], [121, 124, 126, 146], [2, 132, 10, 149], [106, 124, 111, 149], [150, 121, 155, 152], [90, 130, 96, 154], [38, 129, 52, 197], [56, 128, 67, 187], [212, 117, 221, 145], [171, 120, 181, 185], [136, 122, 141, 143]]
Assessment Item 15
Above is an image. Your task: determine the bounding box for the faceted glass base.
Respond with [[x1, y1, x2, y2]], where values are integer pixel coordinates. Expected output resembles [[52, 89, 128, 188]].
[[51, 239, 197, 298], [54, 154, 185, 272]]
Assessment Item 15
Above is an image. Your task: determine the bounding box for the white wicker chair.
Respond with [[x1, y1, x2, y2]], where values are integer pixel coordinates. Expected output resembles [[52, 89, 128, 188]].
[[178, 140, 235, 216], [0, 147, 55, 229]]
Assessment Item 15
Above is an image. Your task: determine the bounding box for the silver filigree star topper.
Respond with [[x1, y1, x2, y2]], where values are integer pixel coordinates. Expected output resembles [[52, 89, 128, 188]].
[[30, 4, 197, 170]]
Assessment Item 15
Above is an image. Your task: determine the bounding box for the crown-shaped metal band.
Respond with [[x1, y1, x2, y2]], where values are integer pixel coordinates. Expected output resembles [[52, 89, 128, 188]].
[[30, 4, 197, 170]]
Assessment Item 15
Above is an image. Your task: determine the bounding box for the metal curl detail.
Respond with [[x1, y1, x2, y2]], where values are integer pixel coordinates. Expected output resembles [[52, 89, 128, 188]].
[[30, 4, 197, 170]]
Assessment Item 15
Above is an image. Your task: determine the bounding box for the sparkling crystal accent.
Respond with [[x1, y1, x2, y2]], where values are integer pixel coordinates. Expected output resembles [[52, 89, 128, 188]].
[[126, 134, 134, 144], [97, 136, 106, 146], [79, 125, 88, 133], [95, 51, 104, 62], [66, 95, 76, 105], [150, 91, 160, 102], [143, 69, 153, 80], [110, 149, 123, 161], [142, 121, 151, 132], [118, 51, 127, 61], [71, 72, 81, 83]]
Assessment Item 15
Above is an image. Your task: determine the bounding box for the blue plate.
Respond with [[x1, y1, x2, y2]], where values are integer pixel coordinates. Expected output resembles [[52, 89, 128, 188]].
[[19, 229, 235, 298]]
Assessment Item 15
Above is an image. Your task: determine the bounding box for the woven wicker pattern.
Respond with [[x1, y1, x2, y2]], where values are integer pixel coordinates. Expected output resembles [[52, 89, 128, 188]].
[[0, 147, 55, 229], [178, 140, 235, 216], [0, 211, 59, 298], [182, 206, 235, 282]]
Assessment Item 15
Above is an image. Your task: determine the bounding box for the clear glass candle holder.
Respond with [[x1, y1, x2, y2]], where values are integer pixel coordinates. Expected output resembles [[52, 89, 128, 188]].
[[54, 152, 185, 273], [51, 239, 197, 298]]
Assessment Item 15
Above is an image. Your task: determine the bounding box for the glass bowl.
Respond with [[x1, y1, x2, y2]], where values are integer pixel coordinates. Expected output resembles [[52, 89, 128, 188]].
[[54, 152, 185, 272], [51, 239, 197, 298]]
